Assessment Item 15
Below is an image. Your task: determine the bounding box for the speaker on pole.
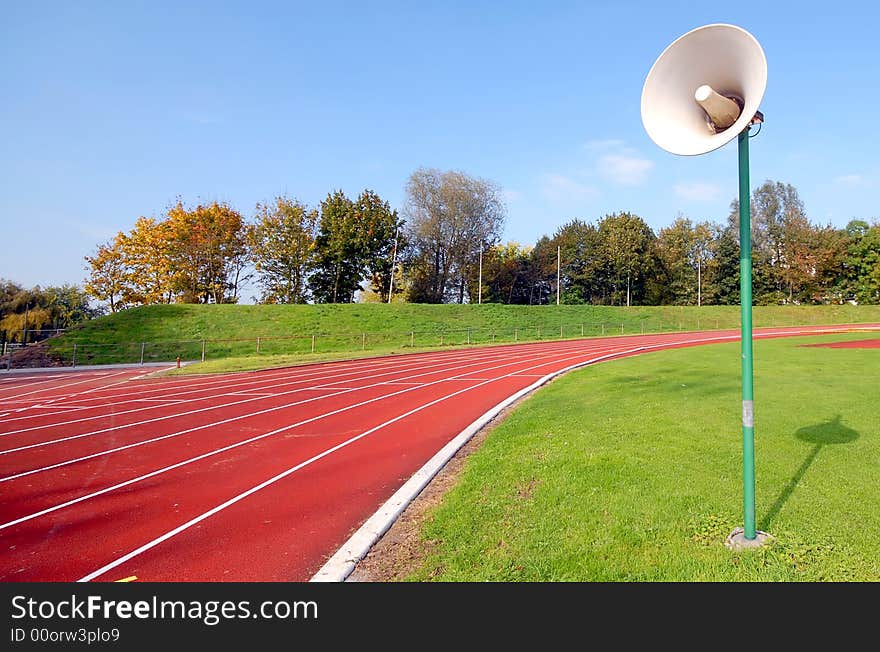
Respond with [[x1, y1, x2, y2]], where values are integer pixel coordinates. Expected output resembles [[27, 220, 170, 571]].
[[641, 23, 766, 156], [641, 24, 771, 549]]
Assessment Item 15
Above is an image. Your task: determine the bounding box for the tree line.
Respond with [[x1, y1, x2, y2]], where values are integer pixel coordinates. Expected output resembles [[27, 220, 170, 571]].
[[81, 172, 879, 310], [85, 191, 403, 310], [513, 181, 879, 307], [0, 281, 102, 343]]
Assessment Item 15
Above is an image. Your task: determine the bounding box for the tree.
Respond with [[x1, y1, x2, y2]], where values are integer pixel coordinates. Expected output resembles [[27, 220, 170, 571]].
[[597, 212, 655, 306], [404, 168, 506, 303], [84, 235, 128, 313], [1, 281, 102, 342], [309, 190, 402, 303], [165, 200, 249, 304], [838, 220, 880, 304], [356, 190, 404, 303], [554, 219, 603, 304], [44, 284, 104, 328], [120, 217, 175, 305], [655, 216, 697, 305], [478, 242, 532, 304], [249, 197, 318, 303]]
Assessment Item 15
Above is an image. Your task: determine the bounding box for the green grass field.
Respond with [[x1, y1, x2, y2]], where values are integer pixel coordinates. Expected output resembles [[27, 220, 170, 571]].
[[44, 303, 880, 369], [403, 332, 880, 581]]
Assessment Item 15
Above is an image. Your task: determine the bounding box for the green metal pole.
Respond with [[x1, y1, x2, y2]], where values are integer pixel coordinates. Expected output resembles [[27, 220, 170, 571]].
[[738, 128, 756, 540]]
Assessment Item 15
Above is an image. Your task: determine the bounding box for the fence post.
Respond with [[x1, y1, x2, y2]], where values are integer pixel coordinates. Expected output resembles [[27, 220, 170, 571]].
[[411, 331, 414, 347], [560, 325, 563, 338], [201, 339, 206, 362], [467, 329, 470, 345], [581, 324, 584, 337], [140, 342, 145, 365], [72, 343, 77, 368], [311, 335, 316, 353], [257, 337, 261, 353], [362, 333, 366, 350], [620, 323, 624, 335]]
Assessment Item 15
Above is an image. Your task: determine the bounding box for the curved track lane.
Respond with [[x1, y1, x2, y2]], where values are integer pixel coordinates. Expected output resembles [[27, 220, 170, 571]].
[[0, 325, 875, 581]]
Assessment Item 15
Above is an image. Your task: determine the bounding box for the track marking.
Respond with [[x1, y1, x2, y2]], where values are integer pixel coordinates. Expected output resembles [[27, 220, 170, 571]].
[[0, 346, 518, 436], [0, 341, 570, 453], [3, 370, 133, 401], [0, 345, 587, 480], [75, 340, 671, 582]]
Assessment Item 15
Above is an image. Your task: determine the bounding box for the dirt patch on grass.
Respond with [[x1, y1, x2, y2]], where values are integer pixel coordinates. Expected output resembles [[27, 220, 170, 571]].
[[346, 400, 523, 582], [802, 338, 880, 349], [1, 342, 66, 369]]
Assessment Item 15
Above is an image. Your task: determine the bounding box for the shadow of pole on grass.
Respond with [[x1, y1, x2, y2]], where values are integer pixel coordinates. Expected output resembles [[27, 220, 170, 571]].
[[759, 415, 859, 532]]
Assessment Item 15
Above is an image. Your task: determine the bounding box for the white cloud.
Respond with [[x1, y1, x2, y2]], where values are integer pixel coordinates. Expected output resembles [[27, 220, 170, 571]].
[[540, 174, 597, 202], [598, 153, 654, 186], [673, 181, 722, 202], [833, 174, 865, 187]]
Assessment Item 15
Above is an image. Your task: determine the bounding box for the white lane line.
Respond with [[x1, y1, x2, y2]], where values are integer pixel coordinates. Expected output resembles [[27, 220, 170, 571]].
[[0, 357, 412, 423], [9, 345, 505, 415], [2, 344, 588, 531], [25, 405, 92, 411], [0, 345, 515, 436], [75, 340, 663, 582], [0, 342, 558, 449], [444, 377, 489, 381], [0, 344, 575, 479], [4, 370, 132, 401], [222, 392, 282, 397]]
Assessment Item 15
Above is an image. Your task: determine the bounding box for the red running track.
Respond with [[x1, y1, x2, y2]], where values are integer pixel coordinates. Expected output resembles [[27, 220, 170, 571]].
[[0, 324, 876, 582]]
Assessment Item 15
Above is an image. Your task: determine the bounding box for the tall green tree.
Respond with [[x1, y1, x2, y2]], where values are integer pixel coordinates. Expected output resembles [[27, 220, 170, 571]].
[[310, 190, 402, 303], [838, 220, 880, 304], [597, 212, 656, 306], [309, 191, 359, 303], [356, 190, 404, 304]]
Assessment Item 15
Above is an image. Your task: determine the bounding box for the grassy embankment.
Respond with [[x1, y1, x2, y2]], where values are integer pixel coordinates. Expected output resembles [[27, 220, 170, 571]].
[[400, 331, 880, 581], [45, 303, 880, 374]]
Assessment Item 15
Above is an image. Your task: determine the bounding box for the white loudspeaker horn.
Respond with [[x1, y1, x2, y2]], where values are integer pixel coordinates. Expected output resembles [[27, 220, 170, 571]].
[[641, 24, 767, 156]]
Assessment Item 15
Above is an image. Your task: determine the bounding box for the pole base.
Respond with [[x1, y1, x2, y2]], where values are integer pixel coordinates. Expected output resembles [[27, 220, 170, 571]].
[[725, 527, 773, 551]]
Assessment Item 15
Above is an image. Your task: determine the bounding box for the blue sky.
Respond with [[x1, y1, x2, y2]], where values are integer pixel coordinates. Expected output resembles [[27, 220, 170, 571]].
[[2, 1, 877, 299]]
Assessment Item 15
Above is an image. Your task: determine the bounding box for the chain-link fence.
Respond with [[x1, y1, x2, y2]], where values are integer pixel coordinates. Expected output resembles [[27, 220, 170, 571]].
[[1, 317, 737, 370]]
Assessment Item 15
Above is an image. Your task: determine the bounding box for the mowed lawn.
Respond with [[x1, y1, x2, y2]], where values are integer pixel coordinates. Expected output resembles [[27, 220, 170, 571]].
[[406, 332, 880, 581]]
